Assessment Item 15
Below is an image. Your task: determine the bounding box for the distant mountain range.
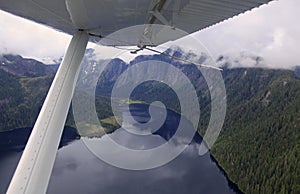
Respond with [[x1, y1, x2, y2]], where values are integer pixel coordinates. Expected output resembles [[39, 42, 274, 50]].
[[0, 48, 299, 194]]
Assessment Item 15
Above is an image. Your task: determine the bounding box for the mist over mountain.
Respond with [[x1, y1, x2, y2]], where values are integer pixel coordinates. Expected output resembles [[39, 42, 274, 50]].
[[0, 48, 299, 194], [216, 52, 266, 68]]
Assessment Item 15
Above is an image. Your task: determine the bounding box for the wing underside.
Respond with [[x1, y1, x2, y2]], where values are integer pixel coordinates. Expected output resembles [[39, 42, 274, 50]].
[[0, 0, 275, 46]]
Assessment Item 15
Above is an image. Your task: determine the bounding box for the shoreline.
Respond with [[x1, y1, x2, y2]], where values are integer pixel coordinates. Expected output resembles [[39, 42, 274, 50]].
[[127, 102, 244, 194], [209, 154, 244, 194]]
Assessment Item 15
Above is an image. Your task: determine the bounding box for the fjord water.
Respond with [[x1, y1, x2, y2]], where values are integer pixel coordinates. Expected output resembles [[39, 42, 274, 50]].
[[0, 104, 239, 194]]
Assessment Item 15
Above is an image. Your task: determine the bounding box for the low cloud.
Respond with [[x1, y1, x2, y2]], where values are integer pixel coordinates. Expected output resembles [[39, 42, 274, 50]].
[[0, 10, 71, 62], [192, 0, 300, 69]]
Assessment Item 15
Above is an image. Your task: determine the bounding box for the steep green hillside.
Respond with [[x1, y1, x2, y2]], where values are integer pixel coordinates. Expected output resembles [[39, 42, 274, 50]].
[[0, 70, 54, 131], [211, 68, 300, 194], [0, 69, 24, 130], [0, 69, 116, 133], [131, 68, 300, 193], [0, 54, 56, 131]]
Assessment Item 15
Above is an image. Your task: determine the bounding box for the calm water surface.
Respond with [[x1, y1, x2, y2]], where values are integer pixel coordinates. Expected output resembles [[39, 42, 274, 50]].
[[0, 104, 240, 194]]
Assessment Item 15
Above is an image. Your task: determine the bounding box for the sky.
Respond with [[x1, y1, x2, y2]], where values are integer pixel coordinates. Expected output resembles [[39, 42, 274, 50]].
[[0, 0, 299, 68]]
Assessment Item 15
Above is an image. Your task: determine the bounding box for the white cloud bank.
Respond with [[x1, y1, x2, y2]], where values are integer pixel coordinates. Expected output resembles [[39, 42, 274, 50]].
[[193, 0, 300, 69], [0, 10, 71, 63]]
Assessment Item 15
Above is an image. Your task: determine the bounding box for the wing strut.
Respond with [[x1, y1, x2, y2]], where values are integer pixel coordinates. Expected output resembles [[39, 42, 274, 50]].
[[7, 30, 89, 194]]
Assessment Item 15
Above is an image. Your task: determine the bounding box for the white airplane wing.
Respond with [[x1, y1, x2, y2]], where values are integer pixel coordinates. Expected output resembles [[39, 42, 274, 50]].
[[0, 0, 275, 46]]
